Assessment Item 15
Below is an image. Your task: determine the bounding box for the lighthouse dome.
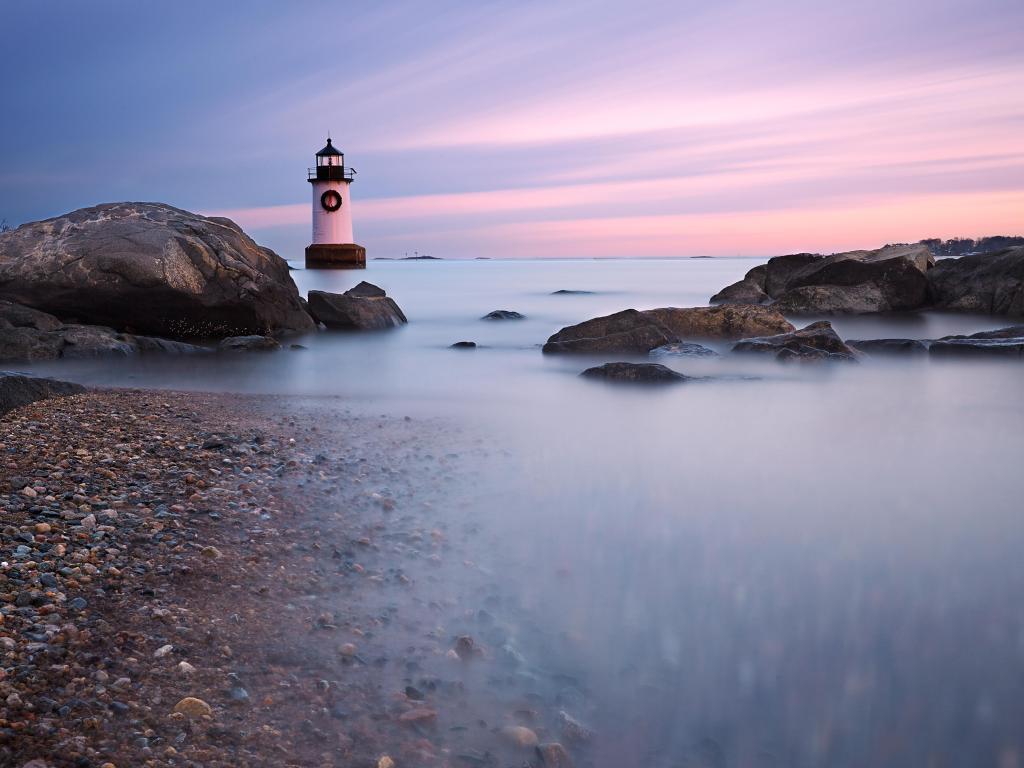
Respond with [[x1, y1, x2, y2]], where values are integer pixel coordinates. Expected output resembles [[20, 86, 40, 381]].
[[315, 138, 343, 157]]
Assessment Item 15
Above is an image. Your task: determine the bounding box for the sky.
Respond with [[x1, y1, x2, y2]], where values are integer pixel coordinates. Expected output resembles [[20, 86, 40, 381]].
[[2, 0, 1022, 258]]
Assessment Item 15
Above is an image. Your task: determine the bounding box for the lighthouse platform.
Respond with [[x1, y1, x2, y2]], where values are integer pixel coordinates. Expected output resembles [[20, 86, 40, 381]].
[[305, 243, 366, 269]]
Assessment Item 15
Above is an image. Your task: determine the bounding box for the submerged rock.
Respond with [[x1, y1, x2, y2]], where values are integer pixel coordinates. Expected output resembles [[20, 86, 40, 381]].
[[450, 341, 477, 349], [536, 743, 574, 768], [0, 372, 85, 416], [551, 289, 594, 295], [732, 321, 859, 362], [0, 202, 315, 338], [928, 326, 1024, 357], [308, 283, 407, 330], [649, 342, 719, 358], [926, 246, 1024, 316], [482, 310, 525, 320], [580, 362, 690, 384]]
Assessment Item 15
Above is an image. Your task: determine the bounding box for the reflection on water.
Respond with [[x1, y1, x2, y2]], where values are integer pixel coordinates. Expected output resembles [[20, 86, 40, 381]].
[[13, 258, 1024, 765]]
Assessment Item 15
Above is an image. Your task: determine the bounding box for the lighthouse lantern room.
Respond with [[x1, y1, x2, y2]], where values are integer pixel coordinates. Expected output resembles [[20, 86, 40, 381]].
[[305, 138, 366, 269]]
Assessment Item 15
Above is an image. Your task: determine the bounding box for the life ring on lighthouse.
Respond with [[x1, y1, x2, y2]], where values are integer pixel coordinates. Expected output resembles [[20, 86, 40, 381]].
[[320, 190, 343, 212]]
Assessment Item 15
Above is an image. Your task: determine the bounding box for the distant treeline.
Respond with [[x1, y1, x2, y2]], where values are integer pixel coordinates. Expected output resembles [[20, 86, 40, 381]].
[[919, 236, 1024, 257]]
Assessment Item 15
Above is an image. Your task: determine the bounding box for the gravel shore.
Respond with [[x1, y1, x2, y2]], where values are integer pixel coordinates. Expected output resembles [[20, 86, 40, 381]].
[[1, 389, 583, 768]]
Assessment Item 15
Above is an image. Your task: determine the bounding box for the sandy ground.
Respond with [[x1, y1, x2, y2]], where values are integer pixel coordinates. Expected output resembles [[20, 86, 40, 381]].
[[0, 389, 583, 768]]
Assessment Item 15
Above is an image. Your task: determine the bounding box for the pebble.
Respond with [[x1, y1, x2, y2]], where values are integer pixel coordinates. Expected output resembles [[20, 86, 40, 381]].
[[377, 757, 395, 768], [500, 725, 539, 747], [536, 743, 574, 768], [398, 707, 438, 725], [153, 644, 173, 658], [172, 696, 212, 718], [177, 660, 197, 675]]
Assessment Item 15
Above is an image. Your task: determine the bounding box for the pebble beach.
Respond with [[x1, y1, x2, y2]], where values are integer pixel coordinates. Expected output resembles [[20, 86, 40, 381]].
[[1, 389, 579, 768]]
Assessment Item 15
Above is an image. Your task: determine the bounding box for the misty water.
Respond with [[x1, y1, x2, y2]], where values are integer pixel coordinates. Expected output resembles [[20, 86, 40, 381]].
[[17, 258, 1024, 766]]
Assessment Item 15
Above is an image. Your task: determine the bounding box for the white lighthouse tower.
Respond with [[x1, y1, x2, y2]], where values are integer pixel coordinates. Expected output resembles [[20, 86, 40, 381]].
[[305, 137, 366, 268]]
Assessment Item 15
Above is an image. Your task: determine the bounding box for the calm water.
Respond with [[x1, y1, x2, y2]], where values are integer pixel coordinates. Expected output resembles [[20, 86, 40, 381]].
[[16, 258, 1024, 766]]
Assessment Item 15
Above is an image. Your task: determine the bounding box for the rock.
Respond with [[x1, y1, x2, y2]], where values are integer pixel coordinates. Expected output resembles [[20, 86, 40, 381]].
[[154, 644, 173, 658], [543, 309, 674, 354], [928, 326, 1024, 357], [307, 285, 407, 330], [377, 757, 395, 768], [580, 362, 690, 384], [217, 335, 281, 352], [732, 321, 859, 362], [177, 661, 197, 675], [450, 341, 477, 349], [649, 342, 718, 358], [454, 635, 477, 659], [398, 707, 437, 725], [551, 289, 594, 295], [558, 711, 594, 743], [644, 305, 794, 340], [712, 244, 934, 313], [339, 642, 357, 657], [536, 743, 574, 768], [172, 696, 212, 718], [0, 299, 62, 331], [0, 372, 85, 416], [345, 281, 387, 298], [927, 246, 1024, 316], [771, 283, 891, 314], [709, 265, 769, 304], [500, 725, 539, 747], [482, 310, 525, 320], [0, 303, 211, 361], [56, 324, 136, 358], [0, 202, 314, 338], [200, 546, 224, 559], [847, 338, 928, 355]]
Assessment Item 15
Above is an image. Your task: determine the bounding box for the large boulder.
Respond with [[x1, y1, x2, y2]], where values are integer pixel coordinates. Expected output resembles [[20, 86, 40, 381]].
[[711, 244, 933, 314], [0, 372, 85, 416], [926, 246, 1024, 316], [579, 362, 689, 384], [0, 202, 315, 338], [847, 338, 928, 356], [543, 305, 792, 354], [307, 283, 407, 330], [731, 321, 859, 362]]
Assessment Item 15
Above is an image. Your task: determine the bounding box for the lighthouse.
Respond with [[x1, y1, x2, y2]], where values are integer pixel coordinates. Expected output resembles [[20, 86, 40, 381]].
[[305, 138, 366, 268]]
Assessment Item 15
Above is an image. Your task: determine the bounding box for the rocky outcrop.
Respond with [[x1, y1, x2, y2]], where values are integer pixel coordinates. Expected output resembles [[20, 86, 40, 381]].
[[579, 362, 689, 384], [926, 246, 1024, 316], [0, 202, 315, 338], [307, 283, 407, 330], [482, 310, 525, 320], [0, 372, 85, 416], [0, 300, 208, 361], [732, 321, 859, 362], [543, 305, 792, 354], [711, 244, 933, 314]]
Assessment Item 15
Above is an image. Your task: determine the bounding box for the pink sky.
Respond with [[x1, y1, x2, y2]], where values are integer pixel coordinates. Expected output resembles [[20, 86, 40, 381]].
[[193, 1, 1024, 258]]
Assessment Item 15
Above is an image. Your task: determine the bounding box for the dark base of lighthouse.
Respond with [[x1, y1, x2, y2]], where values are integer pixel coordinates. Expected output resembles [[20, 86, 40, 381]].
[[304, 243, 366, 269]]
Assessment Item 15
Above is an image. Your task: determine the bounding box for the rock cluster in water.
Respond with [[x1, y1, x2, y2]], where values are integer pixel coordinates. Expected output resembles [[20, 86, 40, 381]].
[[711, 243, 1024, 318]]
